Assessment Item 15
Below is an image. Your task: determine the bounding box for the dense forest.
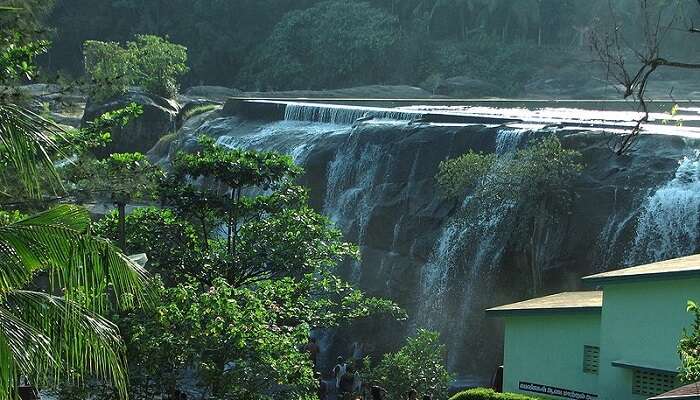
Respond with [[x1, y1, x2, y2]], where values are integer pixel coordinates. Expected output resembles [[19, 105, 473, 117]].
[[38, 0, 700, 95]]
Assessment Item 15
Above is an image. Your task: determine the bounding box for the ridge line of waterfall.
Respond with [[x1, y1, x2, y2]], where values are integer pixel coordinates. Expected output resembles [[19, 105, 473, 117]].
[[283, 102, 422, 125]]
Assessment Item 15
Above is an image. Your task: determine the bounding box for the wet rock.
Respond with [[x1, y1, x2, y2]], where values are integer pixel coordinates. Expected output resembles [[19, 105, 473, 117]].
[[82, 88, 179, 156]]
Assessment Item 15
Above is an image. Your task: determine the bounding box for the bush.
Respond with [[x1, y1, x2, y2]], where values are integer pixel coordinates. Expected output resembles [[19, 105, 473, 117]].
[[369, 329, 453, 400], [450, 388, 542, 400], [84, 34, 188, 100]]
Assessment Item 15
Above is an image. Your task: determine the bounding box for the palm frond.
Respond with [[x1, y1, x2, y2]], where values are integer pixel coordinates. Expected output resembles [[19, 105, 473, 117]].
[[0, 103, 64, 197], [0, 305, 55, 397], [2, 290, 128, 399], [0, 205, 152, 309]]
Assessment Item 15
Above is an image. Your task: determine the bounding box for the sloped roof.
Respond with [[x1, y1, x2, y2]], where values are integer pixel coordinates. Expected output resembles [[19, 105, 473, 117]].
[[583, 254, 700, 285], [648, 381, 700, 399], [486, 291, 603, 317]]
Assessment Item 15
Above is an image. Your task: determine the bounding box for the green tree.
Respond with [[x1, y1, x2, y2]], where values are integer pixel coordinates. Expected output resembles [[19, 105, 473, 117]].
[[241, 0, 399, 90], [679, 300, 700, 383], [94, 207, 201, 285], [0, 32, 152, 399], [368, 329, 453, 400], [437, 135, 583, 294], [64, 152, 163, 249], [83, 34, 188, 100]]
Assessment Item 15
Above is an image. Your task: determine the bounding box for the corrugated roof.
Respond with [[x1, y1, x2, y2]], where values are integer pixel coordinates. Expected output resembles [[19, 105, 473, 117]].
[[648, 382, 700, 399], [583, 254, 700, 285], [486, 291, 603, 316]]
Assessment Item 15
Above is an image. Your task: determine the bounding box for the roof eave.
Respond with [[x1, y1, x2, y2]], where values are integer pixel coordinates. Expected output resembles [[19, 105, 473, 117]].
[[486, 306, 602, 318], [583, 269, 700, 287]]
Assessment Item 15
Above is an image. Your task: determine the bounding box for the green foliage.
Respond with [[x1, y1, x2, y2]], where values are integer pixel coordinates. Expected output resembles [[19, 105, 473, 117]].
[[0, 36, 49, 84], [0, 205, 153, 400], [437, 151, 497, 198], [679, 300, 700, 383], [60, 103, 143, 155], [64, 152, 163, 203], [368, 329, 453, 400], [450, 388, 542, 400], [83, 34, 188, 100], [94, 207, 201, 285], [117, 278, 316, 400], [436, 135, 583, 294], [241, 0, 400, 90], [182, 103, 220, 120]]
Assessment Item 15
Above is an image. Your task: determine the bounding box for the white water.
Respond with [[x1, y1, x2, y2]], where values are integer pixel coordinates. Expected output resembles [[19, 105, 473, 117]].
[[626, 151, 700, 263], [414, 128, 524, 367], [284, 102, 421, 125]]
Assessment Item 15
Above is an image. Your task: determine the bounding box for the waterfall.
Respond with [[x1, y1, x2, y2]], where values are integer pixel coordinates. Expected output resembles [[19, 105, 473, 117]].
[[626, 150, 700, 264], [323, 141, 384, 282], [284, 102, 421, 125], [216, 120, 347, 164], [414, 127, 523, 369]]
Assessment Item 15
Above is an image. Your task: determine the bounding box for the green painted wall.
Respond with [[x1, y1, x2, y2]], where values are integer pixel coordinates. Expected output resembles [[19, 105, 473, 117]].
[[597, 277, 700, 400], [503, 312, 601, 398]]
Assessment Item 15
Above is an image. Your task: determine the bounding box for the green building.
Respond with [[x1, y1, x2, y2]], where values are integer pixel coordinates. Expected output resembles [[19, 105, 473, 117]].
[[487, 254, 700, 400]]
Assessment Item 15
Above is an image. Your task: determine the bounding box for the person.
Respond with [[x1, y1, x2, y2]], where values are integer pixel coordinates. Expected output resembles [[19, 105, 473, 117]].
[[406, 389, 418, 400], [339, 365, 355, 397], [352, 367, 362, 393], [305, 337, 320, 369], [333, 356, 347, 389]]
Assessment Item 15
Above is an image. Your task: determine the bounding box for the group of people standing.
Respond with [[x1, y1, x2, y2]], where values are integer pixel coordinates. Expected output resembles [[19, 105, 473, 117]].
[[306, 338, 432, 400]]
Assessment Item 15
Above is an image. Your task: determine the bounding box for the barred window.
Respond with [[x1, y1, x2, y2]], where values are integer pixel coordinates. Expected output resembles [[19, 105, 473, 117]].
[[582, 345, 600, 375], [632, 370, 676, 396]]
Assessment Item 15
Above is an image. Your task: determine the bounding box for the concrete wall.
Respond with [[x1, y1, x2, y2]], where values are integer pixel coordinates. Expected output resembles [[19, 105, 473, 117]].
[[503, 312, 601, 398], [597, 277, 700, 400]]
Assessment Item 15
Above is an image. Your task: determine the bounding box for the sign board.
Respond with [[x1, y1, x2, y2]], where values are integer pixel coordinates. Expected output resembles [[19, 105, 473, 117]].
[[519, 382, 598, 400]]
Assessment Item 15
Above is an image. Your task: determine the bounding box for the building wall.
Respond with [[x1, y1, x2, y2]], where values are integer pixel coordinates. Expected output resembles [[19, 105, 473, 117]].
[[503, 312, 601, 398], [597, 277, 700, 400]]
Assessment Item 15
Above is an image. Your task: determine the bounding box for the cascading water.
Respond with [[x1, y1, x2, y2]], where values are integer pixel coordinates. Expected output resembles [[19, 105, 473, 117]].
[[414, 128, 525, 371], [284, 102, 421, 125], [626, 150, 700, 264]]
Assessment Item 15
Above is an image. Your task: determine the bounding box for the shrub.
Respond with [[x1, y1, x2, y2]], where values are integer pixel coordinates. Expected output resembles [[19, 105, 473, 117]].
[[369, 329, 453, 400], [84, 34, 188, 100], [450, 388, 542, 400]]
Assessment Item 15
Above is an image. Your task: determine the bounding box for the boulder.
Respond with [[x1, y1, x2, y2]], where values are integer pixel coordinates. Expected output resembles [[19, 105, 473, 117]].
[[435, 76, 501, 98], [82, 89, 179, 156]]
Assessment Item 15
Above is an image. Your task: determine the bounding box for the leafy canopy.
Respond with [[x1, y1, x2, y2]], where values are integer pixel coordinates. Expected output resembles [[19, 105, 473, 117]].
[[368, 329, 453, 400], [679, 300, 700, 383], [83, 34, 188, 100]]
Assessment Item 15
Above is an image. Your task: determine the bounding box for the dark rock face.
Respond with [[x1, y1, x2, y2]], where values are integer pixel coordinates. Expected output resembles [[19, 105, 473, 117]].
[[83, 89, 179, 156], [158, 111, 700, 382]]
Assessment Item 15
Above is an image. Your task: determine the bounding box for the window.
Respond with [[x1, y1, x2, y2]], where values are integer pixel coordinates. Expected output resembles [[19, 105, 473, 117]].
[[632, 370, 676, 396], [582, 345, 600, 375]]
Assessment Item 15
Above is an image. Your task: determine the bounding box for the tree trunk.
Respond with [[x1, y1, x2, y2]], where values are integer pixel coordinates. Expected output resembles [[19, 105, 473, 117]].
[[117, 201, 126, 251]]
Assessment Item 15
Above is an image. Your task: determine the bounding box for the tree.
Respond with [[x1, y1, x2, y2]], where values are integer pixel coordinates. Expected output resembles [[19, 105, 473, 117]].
[[64, 152, 163, 249], [0, 32, 152, 399], [83, 34, 189, 100], [94, 207, 201, 285], [679, 300, 700, 383], [240, 0, 400, 90], [368, 329, 453, 400], [437, 135, 583, 294], [590, 0, 700, 154], [160, 136, 357, 288]]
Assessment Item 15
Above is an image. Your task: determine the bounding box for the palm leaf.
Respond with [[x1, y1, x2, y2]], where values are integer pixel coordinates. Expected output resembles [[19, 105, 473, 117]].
[[2, 290, 128, 399], [0, 205, 152, 310], [0, 103, 64, 197]]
